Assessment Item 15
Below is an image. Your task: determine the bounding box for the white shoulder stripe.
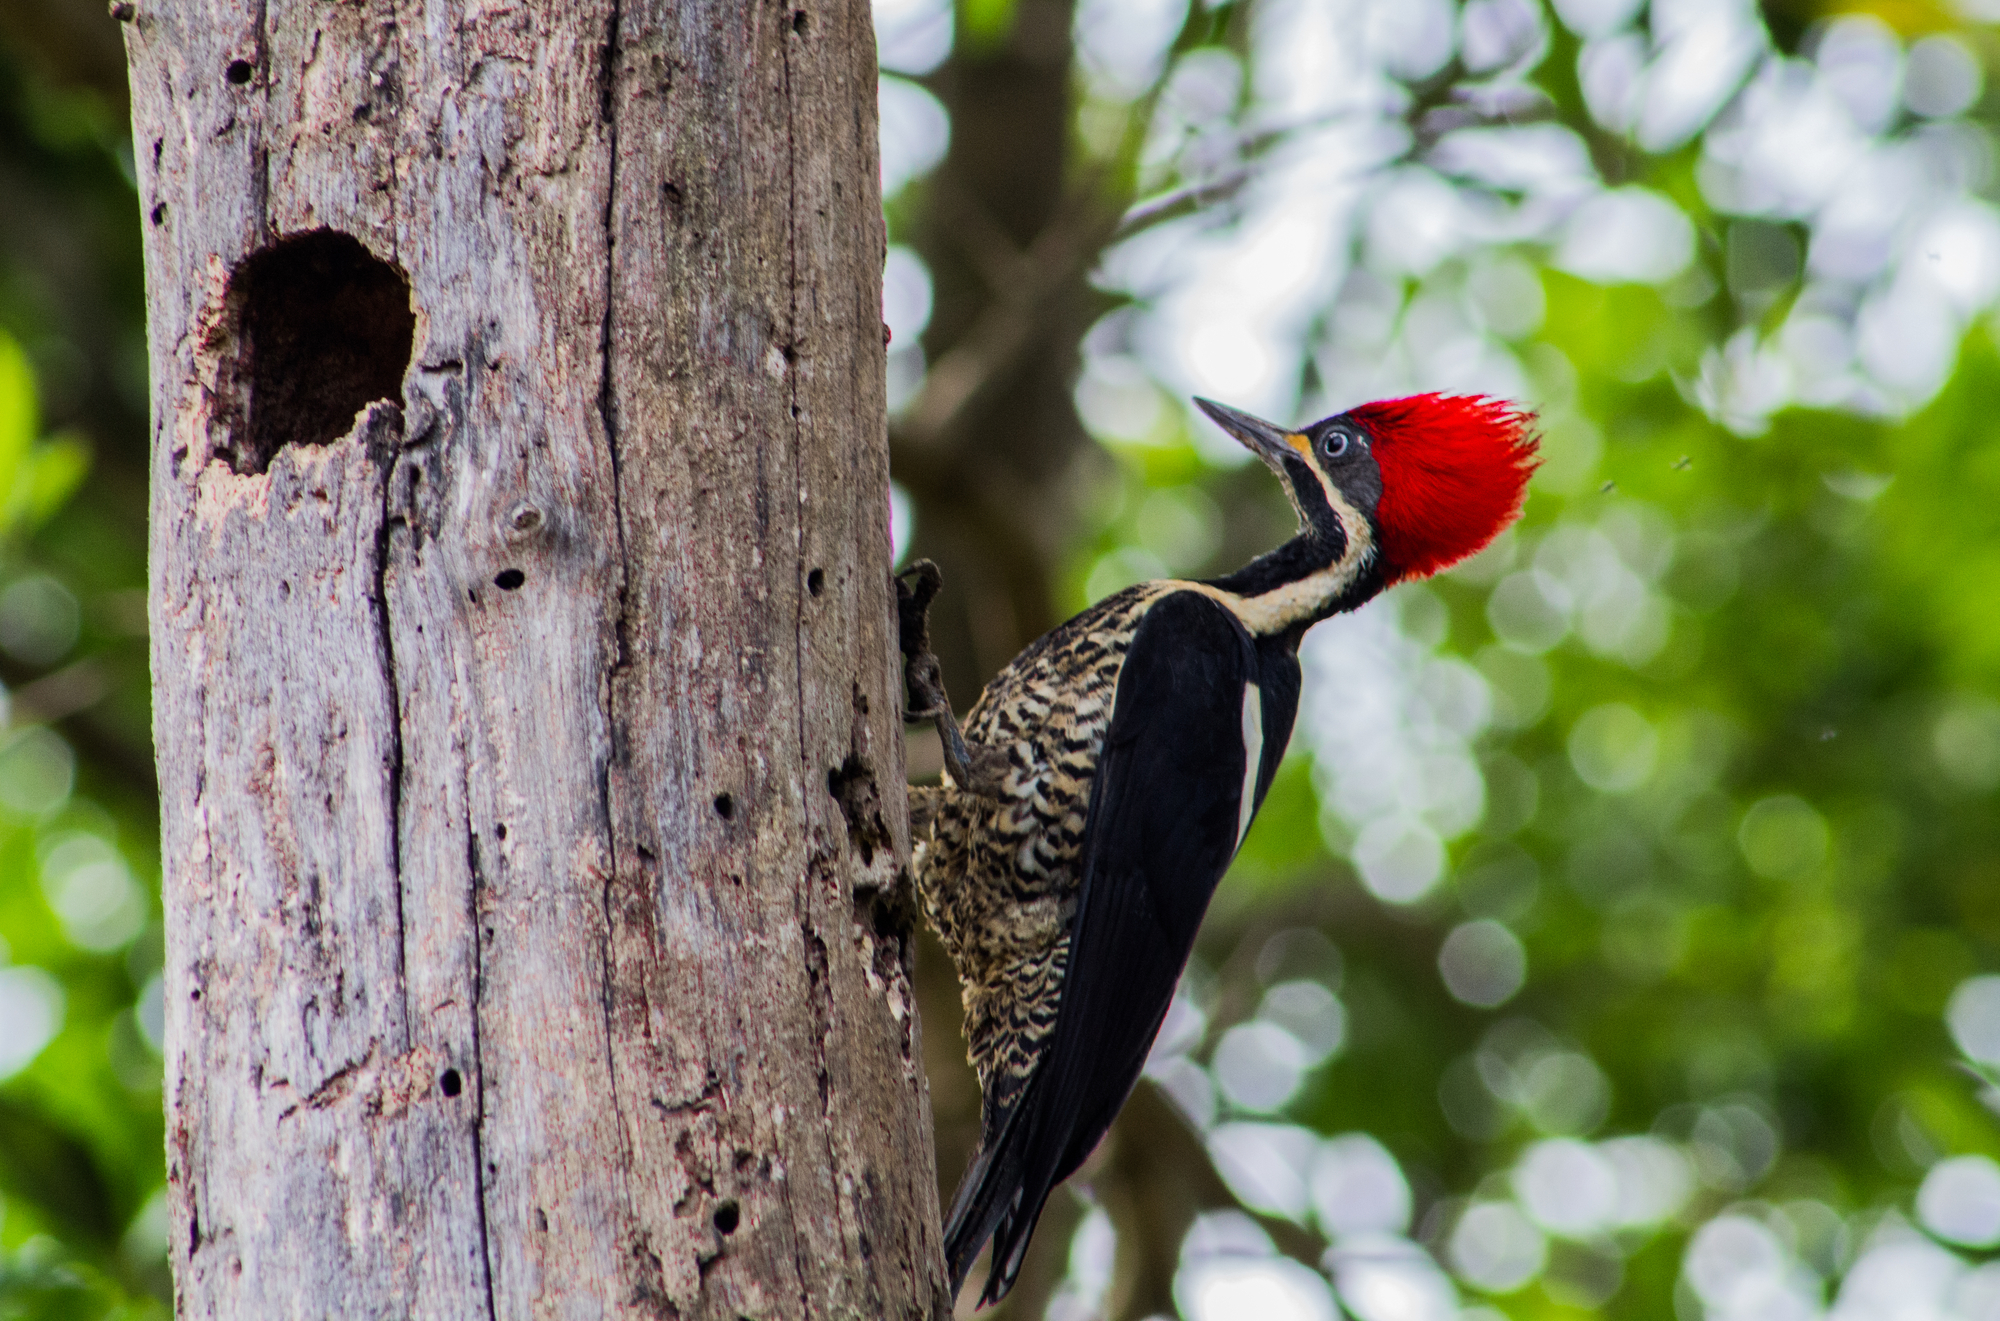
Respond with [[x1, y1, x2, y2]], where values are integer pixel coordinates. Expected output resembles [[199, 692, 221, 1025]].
[[1236, 682, 1264, 850]]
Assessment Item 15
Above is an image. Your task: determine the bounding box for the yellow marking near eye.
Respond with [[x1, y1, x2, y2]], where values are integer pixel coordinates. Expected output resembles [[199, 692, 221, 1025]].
[[1286, 433, 1311, 456]]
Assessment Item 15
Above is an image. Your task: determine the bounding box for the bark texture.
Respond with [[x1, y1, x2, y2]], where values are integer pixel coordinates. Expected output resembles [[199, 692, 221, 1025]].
[[129, 2, 947, 1316]]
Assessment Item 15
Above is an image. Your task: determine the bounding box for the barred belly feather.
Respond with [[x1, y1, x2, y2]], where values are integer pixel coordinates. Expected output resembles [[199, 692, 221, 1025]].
[[910, 583, 1171, 1127]]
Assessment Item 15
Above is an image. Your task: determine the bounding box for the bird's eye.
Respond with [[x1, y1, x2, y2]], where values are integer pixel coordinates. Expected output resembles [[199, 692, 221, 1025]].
[[1321, 429, 1350, 459]]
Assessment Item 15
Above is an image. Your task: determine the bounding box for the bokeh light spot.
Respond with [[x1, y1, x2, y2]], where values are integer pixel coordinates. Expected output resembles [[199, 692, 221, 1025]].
[[1258, 980, 1346, 1065], [1737, 794, 1829, 880], [1947, 974, 2000, 1066], [1214, 1021, 1309, 1113], [1932, 697, 2000, 791], [1556, 188, 1696, 284], [1683, 1214, 1798, 1315], [1352, 817, 1446, 904], [872, 0, 952, 75], [1210, 1122, 1319, 1221], [1076, 354, 1169, 444], [1918, 1154, 2000, 1247], [1438, 920, 1527, 1008], [1513, 1138, 1617, 1237], [881, 246, 932, 347], [1601, 1135, 1695, 1227], [1178, 1212, 1337, 1321], [0, 574, 81, 666], [1449, 1202, 1547, 1292], [878, 76, 948, 195], [1487, 570, 1571, 653], [1905, 35, 1983, 119], [1567, 704, 1658, 793], [0, 965, 64, 1080], [40, 832, 147, 952], [1310, 1134, 1412, 1239], [888, 481, 915, 568], [1327, 1233, 1460, 1321], [0, 727, 76, 817]]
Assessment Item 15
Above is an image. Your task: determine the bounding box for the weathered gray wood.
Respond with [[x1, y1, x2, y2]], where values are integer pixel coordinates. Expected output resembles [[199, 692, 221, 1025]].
[[130, 1, 947, 1315]]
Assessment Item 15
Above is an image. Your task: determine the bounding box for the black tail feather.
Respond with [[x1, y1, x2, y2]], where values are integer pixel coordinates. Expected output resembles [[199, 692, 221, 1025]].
[[942, 1095, 1070, 1308], [977, 1181, 1059, 1306], [942, 1109, 1025, 1297]]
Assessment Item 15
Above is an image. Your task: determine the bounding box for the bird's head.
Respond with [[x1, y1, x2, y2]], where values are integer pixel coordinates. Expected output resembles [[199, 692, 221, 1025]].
[[1195, 393, 1539, 584]]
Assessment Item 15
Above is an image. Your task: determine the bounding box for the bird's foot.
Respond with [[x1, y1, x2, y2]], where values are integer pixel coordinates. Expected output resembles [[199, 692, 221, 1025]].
[[896, 559, 943, 663], [897, 560, 954, 720], [896, 560, 1006, 798]]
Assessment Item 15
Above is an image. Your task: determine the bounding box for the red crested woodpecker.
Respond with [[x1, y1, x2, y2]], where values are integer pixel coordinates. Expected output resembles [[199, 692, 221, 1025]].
[[899, 393, 1539, 1306]]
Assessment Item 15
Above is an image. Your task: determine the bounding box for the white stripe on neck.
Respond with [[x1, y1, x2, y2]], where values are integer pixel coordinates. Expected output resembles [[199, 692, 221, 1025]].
[[1173, 485, 1376, 636]]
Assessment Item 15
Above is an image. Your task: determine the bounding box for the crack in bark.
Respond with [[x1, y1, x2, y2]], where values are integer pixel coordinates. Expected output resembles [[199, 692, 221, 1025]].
[[464, 826, 500, 1321], [274, 1038, 381, 1121], [372, 418, 413, 1054], [591, 2, 647, 1310], [650, 1075, 723, 1119], [780, 16, 811, 815], [250, 0, 270, 240]]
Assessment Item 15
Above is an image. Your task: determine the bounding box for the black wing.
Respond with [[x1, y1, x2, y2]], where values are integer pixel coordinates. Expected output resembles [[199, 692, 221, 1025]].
[[943, 591, 1276, 1304]]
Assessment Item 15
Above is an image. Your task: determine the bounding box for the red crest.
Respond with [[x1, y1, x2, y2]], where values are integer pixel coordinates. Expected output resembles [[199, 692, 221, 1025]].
[[1346, 394, 1540, 583]]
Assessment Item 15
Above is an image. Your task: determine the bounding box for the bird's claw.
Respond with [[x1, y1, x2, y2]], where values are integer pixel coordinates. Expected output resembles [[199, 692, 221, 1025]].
[[894, 561, 1005, 798], [896, 559, 944, 664], [897, 563, 952, 719]]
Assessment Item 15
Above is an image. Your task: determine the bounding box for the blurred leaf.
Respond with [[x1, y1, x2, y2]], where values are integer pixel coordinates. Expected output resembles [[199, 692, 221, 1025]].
[[0, 1098, 118, 1253], [0, 330, 90, 539], [0, 331, 35, 504], [957, 0, 1019, 50], [13, 433, 90, 531]]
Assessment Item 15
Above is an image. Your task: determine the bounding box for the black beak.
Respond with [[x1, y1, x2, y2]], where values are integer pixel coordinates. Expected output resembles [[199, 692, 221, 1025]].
[[1193, 398, 1298, 471]]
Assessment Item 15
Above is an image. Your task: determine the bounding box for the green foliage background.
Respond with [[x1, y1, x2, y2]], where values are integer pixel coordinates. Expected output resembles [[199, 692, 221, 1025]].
[[0, 10, 165, 1313]]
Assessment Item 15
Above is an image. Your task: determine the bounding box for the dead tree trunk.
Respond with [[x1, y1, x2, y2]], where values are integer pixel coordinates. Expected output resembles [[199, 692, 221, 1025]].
[[127, 2, 946, 1315]]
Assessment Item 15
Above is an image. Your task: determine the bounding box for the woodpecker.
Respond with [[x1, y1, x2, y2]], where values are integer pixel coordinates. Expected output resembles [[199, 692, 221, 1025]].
[[900, 393, 1538, 1307]]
